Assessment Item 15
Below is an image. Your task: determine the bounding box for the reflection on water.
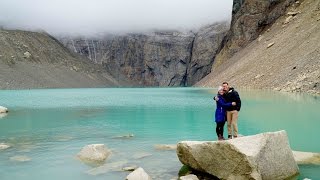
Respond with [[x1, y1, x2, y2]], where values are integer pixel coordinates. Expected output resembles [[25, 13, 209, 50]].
[[0, 88, 319, 180]]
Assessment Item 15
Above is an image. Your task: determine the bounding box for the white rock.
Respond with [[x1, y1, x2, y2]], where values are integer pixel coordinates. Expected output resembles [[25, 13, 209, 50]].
[[284, 15, 293, 24], [177, 130, 299, 180], [292, 151, 320, 165], [77, 144, 111, 163], [126, 167, 152, 180], [0, 143, 10, 150], [10, 155, 31, 162], [23, 51, 31, 58], [267, 42, 275, 48], [180, 174, 199, 180], [0, 106, 8, 113]]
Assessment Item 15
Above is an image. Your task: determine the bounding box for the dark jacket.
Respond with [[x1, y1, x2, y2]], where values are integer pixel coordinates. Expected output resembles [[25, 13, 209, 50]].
[[215, 94, 232, 123], [223, 87, 241, 111]]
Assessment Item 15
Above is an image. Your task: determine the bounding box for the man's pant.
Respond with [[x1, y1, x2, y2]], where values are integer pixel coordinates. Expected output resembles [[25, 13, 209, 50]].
[[227, 110, 239, 137]]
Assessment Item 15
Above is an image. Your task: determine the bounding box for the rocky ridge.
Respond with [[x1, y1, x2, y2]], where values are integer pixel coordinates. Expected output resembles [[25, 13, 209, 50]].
[[0, 29, 132, 89]]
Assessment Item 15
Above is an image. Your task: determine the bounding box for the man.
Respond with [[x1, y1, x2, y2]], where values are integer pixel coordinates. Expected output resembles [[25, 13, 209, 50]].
[[222, 82, 241, 139]]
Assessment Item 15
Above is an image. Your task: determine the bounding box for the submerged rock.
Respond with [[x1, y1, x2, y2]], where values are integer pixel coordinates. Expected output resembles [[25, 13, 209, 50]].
[[0, 143, 10, 150], [180, 174, 199, 180], [293, 151, 320, 165], [177, 130, 299, 180], [0, 106, 8, 113], [126, 167, 152, 180], [112, 134, 134, 139], [77, 144, 111, 164], [122, 166, 138, 172], [86, 160, 128, 175], [133, 152, 152, 159], [10, 155, 31, 162], [154, 144, 177, 151]]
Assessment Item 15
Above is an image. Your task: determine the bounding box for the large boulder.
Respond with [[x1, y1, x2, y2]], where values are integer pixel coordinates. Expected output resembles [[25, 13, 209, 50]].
[[126, 167, 152, 180], [0, 106, 8, 113], [77, 144, 111, 164], [177, 130, 299, 180]]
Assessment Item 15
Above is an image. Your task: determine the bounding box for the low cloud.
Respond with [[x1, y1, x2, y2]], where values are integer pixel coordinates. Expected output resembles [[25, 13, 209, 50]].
[[0, 0, 232, 36]]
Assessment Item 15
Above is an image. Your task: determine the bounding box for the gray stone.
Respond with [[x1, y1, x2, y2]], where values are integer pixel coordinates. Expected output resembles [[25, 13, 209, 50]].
[[177, 131, 299, 180], [126, 167, 152, 180], [77, 144, 111, 163]]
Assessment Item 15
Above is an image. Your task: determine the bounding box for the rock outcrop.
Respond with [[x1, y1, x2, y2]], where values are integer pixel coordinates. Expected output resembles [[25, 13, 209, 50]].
[[77, 144, 111, 164], [126, 167, 152, 180], [214, 0, 295, 66], [60, 23, 229, 86], [177, 131, 299, 180]]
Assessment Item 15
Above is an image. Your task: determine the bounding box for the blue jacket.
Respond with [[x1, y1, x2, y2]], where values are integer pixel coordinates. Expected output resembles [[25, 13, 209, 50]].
[[215, 94, 232, 123]]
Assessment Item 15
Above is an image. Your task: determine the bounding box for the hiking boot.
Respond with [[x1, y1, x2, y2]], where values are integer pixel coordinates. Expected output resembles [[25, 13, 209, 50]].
[[228, 135, 232, 139]]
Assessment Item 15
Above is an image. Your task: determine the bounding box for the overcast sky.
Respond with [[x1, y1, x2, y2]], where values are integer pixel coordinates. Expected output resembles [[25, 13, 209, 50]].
[[0, 0, 232, 36]]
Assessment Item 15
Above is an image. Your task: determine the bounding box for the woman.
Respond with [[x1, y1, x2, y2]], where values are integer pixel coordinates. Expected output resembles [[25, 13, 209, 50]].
[[214, 86, 236, 140]]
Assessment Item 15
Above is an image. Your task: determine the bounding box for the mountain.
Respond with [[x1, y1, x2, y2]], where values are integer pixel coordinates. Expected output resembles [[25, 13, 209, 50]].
[[197, 0, 320, 95], [0, 29, 133, 89], [60, 23, 229, 86]]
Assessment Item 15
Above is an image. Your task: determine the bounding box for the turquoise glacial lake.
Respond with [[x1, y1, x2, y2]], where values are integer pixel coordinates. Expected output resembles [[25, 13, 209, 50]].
[[0, 88, 319, 179]]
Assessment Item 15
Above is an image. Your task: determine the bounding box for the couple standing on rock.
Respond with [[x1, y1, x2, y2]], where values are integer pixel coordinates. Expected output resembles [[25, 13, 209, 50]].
[[214, 82, 241, 140]]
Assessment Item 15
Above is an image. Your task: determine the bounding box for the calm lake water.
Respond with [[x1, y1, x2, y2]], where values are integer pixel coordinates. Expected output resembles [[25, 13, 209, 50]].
[[0, 88, 319, 179]]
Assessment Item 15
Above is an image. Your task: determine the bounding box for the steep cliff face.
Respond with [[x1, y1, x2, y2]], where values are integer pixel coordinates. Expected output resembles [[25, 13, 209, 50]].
[[0, 29, 129, 89], [60, 23, 229, 86], [198, 0, 320, 94], [214, 0, 295, 67]]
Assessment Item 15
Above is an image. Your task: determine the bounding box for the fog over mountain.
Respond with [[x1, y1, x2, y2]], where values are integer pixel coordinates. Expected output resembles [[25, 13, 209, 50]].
[[0, 0, 232, 36]]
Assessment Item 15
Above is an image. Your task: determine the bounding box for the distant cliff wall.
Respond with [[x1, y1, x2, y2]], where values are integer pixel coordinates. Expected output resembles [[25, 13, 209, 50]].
[[60, 23, 229, 86]]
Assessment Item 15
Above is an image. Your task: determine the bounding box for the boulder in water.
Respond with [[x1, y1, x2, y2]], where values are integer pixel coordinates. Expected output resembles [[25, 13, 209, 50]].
[[77, 144, 111, 164], [0, 106, 8, 113], [126, 167, 151, 180], [177, 130, 299, 180]]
